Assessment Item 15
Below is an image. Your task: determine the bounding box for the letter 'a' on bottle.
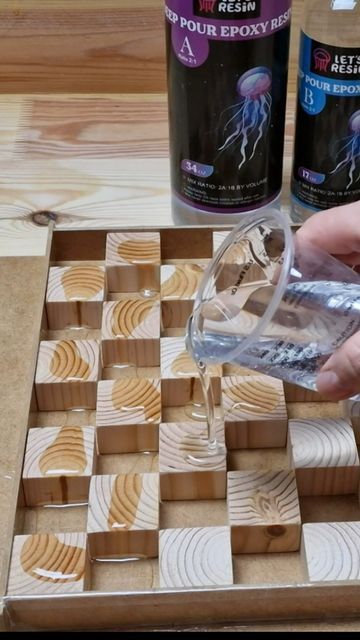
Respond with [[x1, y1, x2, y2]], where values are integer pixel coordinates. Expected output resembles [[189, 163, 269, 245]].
[[165, 1, 293, 225], [291, 0, 360, 223]]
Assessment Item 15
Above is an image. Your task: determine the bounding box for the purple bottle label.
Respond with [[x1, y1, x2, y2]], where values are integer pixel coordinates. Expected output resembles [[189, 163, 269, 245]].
[[165, 1, 292, 214], [166, 0, 292, 68], [292, 33, 360, 211]]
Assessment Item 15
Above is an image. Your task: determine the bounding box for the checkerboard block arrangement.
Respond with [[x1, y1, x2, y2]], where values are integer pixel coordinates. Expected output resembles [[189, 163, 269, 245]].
[[13, 228, 360, 600]]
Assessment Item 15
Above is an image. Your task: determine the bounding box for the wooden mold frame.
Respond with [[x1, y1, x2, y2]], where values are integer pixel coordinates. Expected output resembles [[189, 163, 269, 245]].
[[4, 225, 360, 631]]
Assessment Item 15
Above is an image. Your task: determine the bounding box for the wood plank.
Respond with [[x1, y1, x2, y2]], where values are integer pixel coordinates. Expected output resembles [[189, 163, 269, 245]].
[[0, 1, 166, 93], [0, 158, 172, 228]]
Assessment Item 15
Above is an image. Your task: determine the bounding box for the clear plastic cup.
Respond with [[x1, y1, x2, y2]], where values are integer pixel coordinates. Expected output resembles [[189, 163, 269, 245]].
[[187, 208, 360, 395]]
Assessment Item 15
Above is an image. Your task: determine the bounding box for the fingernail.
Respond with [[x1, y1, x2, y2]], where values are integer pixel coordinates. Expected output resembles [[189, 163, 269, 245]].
[[316, 370, 342, 396]]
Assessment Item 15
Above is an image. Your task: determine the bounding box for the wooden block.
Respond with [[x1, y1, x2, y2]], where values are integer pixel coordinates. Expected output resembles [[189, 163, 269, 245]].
[[87, 473, 159, 559], [342, 399, 360, 443], [106, 232, 160, 293], [46, 265, 106, 329], [222, 375, 288, 449], [227, 470, 301, 554], [7, 533, 89, 595], [101, 298, 160, 367], [284, 382, 325, 403], [22, 425, 96, 507], [159, 421, 226, 501], [35, 340, 100, 411], [96, 378, 161, 454], [159, 526, 233, 589], [161, 264, 206, 329], [288, 418, 360, 496], [160, 337, 222, 407], [302, 522, 360, 582]]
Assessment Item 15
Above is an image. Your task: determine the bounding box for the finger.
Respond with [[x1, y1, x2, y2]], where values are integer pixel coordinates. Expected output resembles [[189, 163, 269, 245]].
[[316, 332, 360, 400], [297, 201, 360, 257]]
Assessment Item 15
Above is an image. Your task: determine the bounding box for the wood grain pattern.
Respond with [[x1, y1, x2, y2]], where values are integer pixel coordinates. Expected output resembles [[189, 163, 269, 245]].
[[0, 157, 172, 229], [302, 522, 360, 583], [22, 425, 96, 507], [222, 375, 288, 449], [161, 264, 206, 300], [227, 470, 301, 554], [0, 219, 49, 257], [159, 421, 226, 501], [96, 378, 161, 454], [87, 473, 159, 559], [159, 526, 233, 589], [35, 339, 100, 411], [7, 533, 88, 595], [288, 418, 360, 496], [101, 298, 160, 367], [46, 265, 105, 329], [0, 1, 166, 93], [160, 337, 222, 407], [14, 95, 169, 158], [106, 232, 161, 293]]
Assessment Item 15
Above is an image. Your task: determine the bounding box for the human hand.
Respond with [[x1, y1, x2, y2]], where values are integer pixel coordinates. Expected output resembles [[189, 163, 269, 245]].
[[296, 201, 360, 400]]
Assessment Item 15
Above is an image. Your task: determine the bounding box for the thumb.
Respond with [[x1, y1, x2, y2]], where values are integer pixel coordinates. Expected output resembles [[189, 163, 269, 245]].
[[316, 332, 360, 400]]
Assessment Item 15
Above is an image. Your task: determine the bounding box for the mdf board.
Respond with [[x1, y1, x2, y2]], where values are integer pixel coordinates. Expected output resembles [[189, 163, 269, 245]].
[[3, 225, 360, 632]]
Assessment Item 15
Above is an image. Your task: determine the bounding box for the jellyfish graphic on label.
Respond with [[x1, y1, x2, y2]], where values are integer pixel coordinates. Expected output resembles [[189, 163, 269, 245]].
[[217, 66, 272, 171], [331, 110, 360, 189]]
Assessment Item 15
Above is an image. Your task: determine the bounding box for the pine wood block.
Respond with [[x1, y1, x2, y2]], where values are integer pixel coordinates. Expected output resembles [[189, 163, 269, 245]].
[[159, 421, 226, 501], [284, 382, 325, 402], [227, 470, 301, 554], [7, 533, 89, 596], [87, 473, 159, 559], [96, 378, 161, 454], [105, 232, 161, 293], [46, 265, 106, 329], [160, 337, 222, 407], [222, 375, 288, 449], [302, 522, 360, 582], [35, 340, 100, 411], [288, 418, 360, 496], [342, 399, 360, 443], [161, 264, 206, 329], [101, 298, 160, 367], [159, 526, 233, 589], [22, 425, 96, 507]]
